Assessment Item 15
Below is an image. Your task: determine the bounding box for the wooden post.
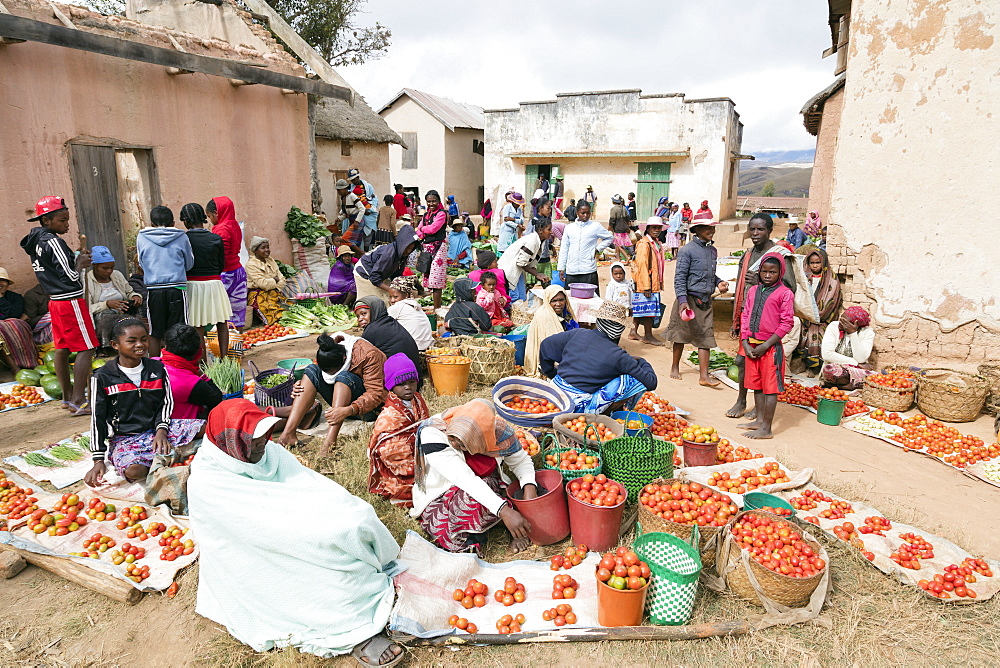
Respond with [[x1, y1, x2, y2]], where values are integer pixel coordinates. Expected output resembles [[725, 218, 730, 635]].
[[0, 543, 144, 605]]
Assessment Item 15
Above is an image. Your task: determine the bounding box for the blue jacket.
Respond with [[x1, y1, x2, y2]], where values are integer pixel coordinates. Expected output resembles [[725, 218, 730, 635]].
[[787, 226, 807, 249], [674, 237, 721, 303], [539, 328, 657, 393], [137, 227, 194, 289]]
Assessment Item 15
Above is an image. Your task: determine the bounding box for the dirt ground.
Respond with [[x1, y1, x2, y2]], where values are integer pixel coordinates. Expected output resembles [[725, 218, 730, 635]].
[[2, 258, 1000, 666]]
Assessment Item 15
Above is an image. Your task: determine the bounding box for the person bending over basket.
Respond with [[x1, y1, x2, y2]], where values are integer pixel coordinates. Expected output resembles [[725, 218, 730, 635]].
[[538, 301, 657, 415], [413, 399, 537, 554], [189, 399, 404, 666], [85, 318, 203, 485]]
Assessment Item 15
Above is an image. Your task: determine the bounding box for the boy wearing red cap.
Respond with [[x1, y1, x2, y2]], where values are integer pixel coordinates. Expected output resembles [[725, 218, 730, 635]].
[[20, 197, 96, 415]]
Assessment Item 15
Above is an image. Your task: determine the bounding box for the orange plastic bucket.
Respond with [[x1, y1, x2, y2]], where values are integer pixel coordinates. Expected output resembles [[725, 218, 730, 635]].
[[595, 569, 649, 626], [682, 439, 718, 467], [426, 357, 471, 396], [566, 477, 626, 553], [506, 469, 570, 545]]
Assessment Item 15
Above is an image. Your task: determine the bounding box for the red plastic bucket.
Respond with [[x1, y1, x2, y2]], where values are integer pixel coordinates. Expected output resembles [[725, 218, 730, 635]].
[[682, 439, 719, 467], [565, 477, 626, 552], [506, 469, 570, 546]]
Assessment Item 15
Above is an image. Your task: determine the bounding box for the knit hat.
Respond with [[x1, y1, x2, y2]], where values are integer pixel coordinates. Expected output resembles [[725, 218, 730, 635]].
[[383, 352, 419, 390], [90, 245, 115, 264], [249, 236, 269, 252], [594, 300, 629, 326]]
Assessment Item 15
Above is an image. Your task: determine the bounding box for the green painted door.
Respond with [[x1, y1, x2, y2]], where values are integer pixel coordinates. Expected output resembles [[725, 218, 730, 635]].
[[525, 165, 539, 199], [636, 162, 671, 218]]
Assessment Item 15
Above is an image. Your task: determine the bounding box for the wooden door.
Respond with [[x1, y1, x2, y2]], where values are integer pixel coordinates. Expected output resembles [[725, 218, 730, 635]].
[[635, 162, 672, 219], [524, 164, 539, 199], [69, 144, 127, 266]]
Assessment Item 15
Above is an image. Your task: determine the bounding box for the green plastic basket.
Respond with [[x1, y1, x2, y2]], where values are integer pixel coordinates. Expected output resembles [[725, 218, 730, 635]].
[[542, 443, 602, 482], [633, 529, 702, 626], [743, 492, 795, 515], [601, 429, 675, 503]]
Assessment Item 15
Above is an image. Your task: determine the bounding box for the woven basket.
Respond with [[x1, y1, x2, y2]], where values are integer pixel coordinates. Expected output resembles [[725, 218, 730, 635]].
[[248, 361, 295, 408], [916, 368, 988, 423], [206, 325, 244, 361], [978, 364, 1000, 416], [541, 443, 602, 481], [720, 510, 825, 608], [450, 335, 515, 386], [861, 366, 916, 412], [552, 413, 624, 449], [493, 376, 572, 428], [511, 302, 534, 326], [636, 479, 730, 570]]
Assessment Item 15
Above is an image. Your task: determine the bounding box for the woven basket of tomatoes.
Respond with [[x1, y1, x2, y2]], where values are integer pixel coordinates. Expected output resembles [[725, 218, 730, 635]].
[[917, 368, 988, 423], [862, 366, 917, 412], [552, 413, 624, 449], [720, 509, 828, 608], [493, 376, 572, 428], [637, 479, 738, 569], [542, 445, 601, 481]]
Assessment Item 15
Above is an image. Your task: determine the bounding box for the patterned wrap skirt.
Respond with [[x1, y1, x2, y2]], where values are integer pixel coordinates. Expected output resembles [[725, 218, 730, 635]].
[[419, 473, 504, 554], [108, 419, 204, 479], [421, 240, 449, 291], [221, 267, 248, 328]]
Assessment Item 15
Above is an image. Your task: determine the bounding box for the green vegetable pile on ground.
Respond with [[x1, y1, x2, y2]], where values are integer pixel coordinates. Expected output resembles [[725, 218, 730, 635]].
[[688, 349, 735, 370], [276, 260, 298, 278], [50, 444, 86, 461], [446, 266, 469, 278], [24, 452, 64, 468], [280, 302, 357, 333], [201, 358, 243, 395], [284, 206, 328, 247], [258, 373, 291, 388]]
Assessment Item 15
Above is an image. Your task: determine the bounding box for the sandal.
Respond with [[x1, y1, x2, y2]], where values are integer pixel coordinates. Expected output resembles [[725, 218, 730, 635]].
[[351, 633, 404, 668], [69, 402, 91, 417]]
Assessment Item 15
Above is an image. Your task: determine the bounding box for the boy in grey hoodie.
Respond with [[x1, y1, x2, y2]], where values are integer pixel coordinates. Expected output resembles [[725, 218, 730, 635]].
[[137, 206, 194, 355]]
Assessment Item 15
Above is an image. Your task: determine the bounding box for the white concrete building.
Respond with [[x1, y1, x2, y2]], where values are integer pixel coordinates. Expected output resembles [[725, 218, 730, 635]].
[[378, 88, 485, 214], [484, 89, 744, 223]]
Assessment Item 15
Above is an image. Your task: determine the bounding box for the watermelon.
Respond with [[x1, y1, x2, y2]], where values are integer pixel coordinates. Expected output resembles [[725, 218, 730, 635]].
[[92, 358, 107, 370], [39, 373, 57, 386], [43, 360, 56, 374], [41, 378, 62, 399], [15, 369, 41, 386], [33, 364, 48, 375], [43, 350, 57, 365]]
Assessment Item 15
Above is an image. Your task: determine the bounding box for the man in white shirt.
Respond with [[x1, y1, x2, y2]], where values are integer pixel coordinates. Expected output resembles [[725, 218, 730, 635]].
[[557, 201, 613, 288]]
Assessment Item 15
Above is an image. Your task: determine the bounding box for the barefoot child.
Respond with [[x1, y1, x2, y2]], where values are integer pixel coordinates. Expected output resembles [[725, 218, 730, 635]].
[[603, 262, 632, 309], [736, 254, 794, 439], [367, 353, 429, 507], [85, 318, 203, 485]]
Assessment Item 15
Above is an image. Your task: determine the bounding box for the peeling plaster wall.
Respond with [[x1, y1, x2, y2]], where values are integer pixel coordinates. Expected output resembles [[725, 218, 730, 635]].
[[484, 92, 741, 223], [806, 87, 844, 226], [828, 0, 1000, 365]]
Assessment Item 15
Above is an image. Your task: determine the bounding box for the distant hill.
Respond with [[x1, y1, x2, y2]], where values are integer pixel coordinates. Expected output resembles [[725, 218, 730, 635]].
[[738, 149, 814, 197]]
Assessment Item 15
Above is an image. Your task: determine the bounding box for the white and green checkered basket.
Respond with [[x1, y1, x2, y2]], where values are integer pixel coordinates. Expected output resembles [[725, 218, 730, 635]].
[[633, 529, 702, 626]]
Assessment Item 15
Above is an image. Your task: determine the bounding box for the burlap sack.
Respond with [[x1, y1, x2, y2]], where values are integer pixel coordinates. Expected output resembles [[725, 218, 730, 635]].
[[144, 440, 201, 516]]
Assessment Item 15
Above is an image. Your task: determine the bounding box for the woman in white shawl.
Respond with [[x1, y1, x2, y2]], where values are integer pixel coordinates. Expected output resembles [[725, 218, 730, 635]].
[[189, 399, 404, 666]]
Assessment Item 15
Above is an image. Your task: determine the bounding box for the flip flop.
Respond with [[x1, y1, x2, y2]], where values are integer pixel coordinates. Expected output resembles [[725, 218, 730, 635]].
[[70, 402, 91, 417], [351, 633, 404, 668]]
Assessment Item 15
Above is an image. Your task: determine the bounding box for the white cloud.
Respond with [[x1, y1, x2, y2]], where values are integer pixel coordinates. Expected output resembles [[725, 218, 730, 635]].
[[342, 0, 836, 151]]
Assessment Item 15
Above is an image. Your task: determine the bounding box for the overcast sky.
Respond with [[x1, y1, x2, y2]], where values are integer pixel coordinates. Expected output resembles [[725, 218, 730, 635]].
[[341, 0, 835, 153]]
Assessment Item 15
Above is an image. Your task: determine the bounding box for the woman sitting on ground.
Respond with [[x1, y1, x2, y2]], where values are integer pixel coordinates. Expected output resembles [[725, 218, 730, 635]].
[[446, 278, 493, 335], [0, 268, 39, 374], [367, 353, 429, 507], [539, 301, 658, 414], [412, 398, 537, 554], [84, 318, 203, 485], [387, 276, 434, 351], [794, 245, 842, 376], [84, 246, 142, 348], [276, 333, 387, 456], [354, 296, 420, 371], [328, 244, 358, 307], [468, 250, 509, 302], [821, 306, 875, 390], [524, 284, 578, 376], [189, 399, 403, 666], [159, 323, 223, 420], [246, 236, 287, 326]]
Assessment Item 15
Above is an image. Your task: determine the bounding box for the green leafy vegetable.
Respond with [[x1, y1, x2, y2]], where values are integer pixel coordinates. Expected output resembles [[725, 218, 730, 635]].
[[284, 206, 328, 247], [276, 260, 298, 278], [258, 374, 291, 388], [688, 349, 735, 370], [280, 302, 357, 333], [25, 452, 64, 467], [201, 358, 244, 394]]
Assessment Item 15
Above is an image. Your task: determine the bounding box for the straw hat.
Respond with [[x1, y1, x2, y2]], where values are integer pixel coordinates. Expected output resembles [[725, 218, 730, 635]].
[[336, 245, 353, 257], [594, 300, 629, 326], [0, 267, 12, 285]]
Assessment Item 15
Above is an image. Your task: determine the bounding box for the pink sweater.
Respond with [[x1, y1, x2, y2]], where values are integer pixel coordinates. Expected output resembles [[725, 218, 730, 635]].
[[740, 283, 794, 342]]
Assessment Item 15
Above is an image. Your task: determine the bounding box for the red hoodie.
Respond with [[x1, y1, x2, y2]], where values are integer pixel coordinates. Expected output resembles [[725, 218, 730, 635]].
[[212, 196, 243, 272]]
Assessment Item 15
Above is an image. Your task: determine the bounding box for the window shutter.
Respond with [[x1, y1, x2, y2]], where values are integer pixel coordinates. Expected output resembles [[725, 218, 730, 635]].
[[402, 132, 418, 169]]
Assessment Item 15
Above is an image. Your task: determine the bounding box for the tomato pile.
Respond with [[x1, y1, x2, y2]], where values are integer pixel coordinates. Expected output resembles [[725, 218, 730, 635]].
[[78, 533, 116, 557], [615, 417, 648, 431], [159, 525, 195, 561], [569, 474, 625, 507], [170, 453, 197, 468], [242, 324, 298, 346], [759, 505, 793, 517], [110, 543, 146, 565], [831, 522, 875, 561], [888, 414, 1000, 468], [788, 489, 832, 510], [843, 399, 869, 417], [681, 424, 720, 444], [503, 395, 558, 414], [0, 473, 37, 521], [551, 573, 579, 599], [550, 543, 587, 571], [453, 579, 489, 609], [115, 505, 149, 530], [707, 462, 790, 494], [85, 498, 117, 522], [494, 613, 526, 634], [124, 562, 151, 583], [596, 546, 652, 591], [868, 369, 916, 389], [562, 416, 616, 442], [818, 499, 853, 520], [29, 493, 90, 535], [730, 513, 826, 578], [541, 603, 577, 626], [446, 616, 478, 634], [869, 408, 904, 426], [778, 382, 818, 408], [858, 516, 892, 536], [890, 533, 934, 569], [515, 429, 539, 456], [545, 448, 599, 472], [816, 387, 848, 402], [635, 391, 675, 414], [647, 413, 688, 443], [639, 481, 737, 527], [715, 439, 763, 464], [494, 576, 526, 606], [0, 384, 46, 408]]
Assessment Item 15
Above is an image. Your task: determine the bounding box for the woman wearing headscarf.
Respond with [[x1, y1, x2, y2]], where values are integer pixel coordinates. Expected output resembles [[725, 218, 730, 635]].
[[498, 192, 525, 253], [189, 399, 404, 666], [524, 284, 578, 376], [540, 301, 658, 414], [609, 194, 633, 261], [664, 203, 684, 259], [692, 200, 713, 222], [206, 196, 248, 328], [276, 333, 387, 456], [386, 275, 433, 351], [355, 225, 418, 302], [416, 190, 450, 310], [84, 246, 142, 347], [804, 211, 823, 242], [353, 296, 420, 371], [245, 236, 287, 326], [445, 278, 493, 335], [0, 268, 38, 372], [794, 245, 842, 375], [820, 307, 875, 389], [412, 398, 537, 554], [630, 216, 666, 346]]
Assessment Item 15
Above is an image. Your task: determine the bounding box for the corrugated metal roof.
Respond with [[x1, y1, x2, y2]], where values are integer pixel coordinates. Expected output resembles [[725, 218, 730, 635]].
[[378, 88, 484, 131]]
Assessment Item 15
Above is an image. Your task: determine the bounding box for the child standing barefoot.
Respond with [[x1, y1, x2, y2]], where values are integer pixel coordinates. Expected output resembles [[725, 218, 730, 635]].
[[737, 254, 794, 439], [85, 318, 203, 485]]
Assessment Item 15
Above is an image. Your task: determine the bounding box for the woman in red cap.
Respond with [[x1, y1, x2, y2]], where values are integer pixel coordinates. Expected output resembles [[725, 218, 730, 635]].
[[20, 196, 96, 415]]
